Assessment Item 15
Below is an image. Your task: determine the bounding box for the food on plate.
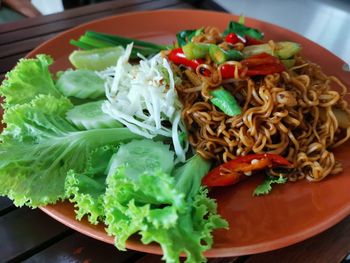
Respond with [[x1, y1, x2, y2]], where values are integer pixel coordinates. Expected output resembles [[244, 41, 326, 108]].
[[1, 17, 349, 263], [166, 24, 350, 185]]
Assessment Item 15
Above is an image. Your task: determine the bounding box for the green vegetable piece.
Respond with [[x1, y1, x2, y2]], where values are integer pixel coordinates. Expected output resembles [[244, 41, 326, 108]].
[[253, 175, 287, 196], [56, 69, 105, 99], [69, 46, 124, 71], [182, 42, 209, 60], [66, 100, 123, 130], [65, 145, 116, 224], [0, 55, 61, 109], [86, 31, 169, 51], [242, 43, 274, 57], [176, 28, 204, 47], [78, 35, 114, 49], [210, 87, 241, 116], [275, 41, 301, 59], [238, 15, 245, 25], [209, 44, 243, 64], [106, 139, 174, 178], [223, 21, 264, 39], [242, 41, 301, 59], [281, 59, 296, 69]]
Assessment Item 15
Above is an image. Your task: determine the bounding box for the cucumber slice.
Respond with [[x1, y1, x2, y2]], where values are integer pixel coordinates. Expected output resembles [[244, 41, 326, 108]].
[[275, 42, 301, 59], [69, 46, 124, 71], [281, 59, 296, 69], [107, 139, 175, 177], [56, 69, 105, 99], [242, 41, 301, 59], [66, 100, 123, 130]]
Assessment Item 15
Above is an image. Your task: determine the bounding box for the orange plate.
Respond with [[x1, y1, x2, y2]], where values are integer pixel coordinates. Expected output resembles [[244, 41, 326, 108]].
[[35, 10, 350, 257]]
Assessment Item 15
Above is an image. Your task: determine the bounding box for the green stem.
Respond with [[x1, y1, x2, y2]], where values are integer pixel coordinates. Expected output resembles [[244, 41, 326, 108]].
[[86, 31, 171, 50]]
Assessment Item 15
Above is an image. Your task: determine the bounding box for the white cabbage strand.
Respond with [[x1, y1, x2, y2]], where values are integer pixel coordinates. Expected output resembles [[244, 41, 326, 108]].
[[100, 43, 188, 162]]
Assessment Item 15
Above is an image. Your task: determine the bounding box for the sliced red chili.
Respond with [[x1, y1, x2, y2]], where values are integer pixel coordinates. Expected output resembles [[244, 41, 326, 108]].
[[220, 64, 242, 79], [168, 48, 211, 76], [225, 33, 246, 45], [168, 48, 205, 71], [241, 52, 279, 67], [245, 36, 264, 46], [202, 153, 292, 187], [241, 53, 285, 76]]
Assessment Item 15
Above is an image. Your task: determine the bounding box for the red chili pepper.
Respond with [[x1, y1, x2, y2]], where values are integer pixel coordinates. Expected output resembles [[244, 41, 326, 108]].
[[168, 48, 205, 71], [225, 33, 246, 45], [220, 64, 243, 79], [245, 36, 264, 46], [242, 52, 285, 76], [202, 153, 292, 187]]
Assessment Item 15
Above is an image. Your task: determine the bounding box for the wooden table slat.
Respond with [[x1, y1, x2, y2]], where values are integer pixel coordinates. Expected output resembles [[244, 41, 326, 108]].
[[0, 33, 58, 58], [23, 232, 143, 263], [0, 196, 15, 215], [0, 207, 70, 262], [0, 0, 189, 47], [0, 52, 28, 74], [0, 0, 152, 34]]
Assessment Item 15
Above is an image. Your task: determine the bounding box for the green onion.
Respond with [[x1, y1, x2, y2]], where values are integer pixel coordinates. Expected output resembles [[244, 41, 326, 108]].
[[70, 31, 172, 59], [78, 35, 114, 48], [69, 40, 95, 50], [86, 31, 170, 50], [210, 87, 241, 116]]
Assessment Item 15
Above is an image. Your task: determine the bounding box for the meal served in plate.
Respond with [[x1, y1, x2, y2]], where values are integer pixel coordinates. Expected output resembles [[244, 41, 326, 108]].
[[0, 17, 349, 263]]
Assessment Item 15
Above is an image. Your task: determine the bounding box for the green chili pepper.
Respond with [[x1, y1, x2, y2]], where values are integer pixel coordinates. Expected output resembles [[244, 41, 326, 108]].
[[209, 45, 243, 64], [210, 87, 241, 116]]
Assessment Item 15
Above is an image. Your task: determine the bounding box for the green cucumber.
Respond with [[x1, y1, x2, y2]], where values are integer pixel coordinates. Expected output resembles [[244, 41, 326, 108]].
[[209, 45, 243, 64], [106, 139, 174, 177], [243, 41, 301, 59], [56, 69, 105, 99], [66, 100, 122, 130], [183, 42, 209, 60], [281, 59, 296, 69]]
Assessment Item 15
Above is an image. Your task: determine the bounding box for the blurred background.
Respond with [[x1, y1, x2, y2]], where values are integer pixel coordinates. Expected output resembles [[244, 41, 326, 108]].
[[0, 0, 349, 66]]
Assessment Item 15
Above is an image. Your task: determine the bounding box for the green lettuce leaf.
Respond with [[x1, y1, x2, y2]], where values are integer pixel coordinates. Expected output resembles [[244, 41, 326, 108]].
[[65, 145, 116, 224], [0, 95, 141, 207], [0, 55, 61, 108], [104, 140, 227, 263], [253, 175, 287, 196]]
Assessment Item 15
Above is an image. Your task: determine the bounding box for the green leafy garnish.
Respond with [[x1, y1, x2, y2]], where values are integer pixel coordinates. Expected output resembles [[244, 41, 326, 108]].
[[223, 21, 264, 40], [176, 28, 204, 47], [253, 176, 287, 196]]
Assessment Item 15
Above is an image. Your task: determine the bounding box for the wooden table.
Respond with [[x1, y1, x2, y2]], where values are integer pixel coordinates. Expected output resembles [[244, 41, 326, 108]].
[[1, 0, 350, 262]]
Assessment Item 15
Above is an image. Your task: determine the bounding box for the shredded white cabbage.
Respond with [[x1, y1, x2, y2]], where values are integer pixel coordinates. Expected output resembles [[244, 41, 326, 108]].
[[100, 43, 188, 162]]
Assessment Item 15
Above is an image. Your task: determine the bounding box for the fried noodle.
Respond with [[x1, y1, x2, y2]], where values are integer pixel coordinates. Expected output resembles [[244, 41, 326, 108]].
[[174, 54, 350, 182]]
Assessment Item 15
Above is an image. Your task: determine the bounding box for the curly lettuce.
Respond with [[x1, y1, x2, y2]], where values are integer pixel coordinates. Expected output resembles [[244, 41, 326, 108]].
[[104, 140, 228, 263], [0, 55, 61, 108]]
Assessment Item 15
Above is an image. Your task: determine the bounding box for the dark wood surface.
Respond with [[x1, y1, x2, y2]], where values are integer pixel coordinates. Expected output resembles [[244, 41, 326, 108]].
[[0, 0, 349, 262]]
